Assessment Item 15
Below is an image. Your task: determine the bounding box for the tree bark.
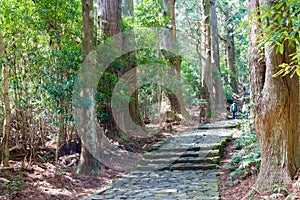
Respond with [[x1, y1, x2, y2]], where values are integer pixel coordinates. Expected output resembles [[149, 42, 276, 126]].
[[121, 0, 144, 128], [98, 0, 122, 37], [98, 0, 144, 142], [227, 31, 238, 93], [162, 0, 181, 114], [201, 0, 214, 117], [247, 0, 300, 194], [97, 0, 123, 141], [210, 0, 224, 112], [162, 0, 190, 119], [0, 30, 11, 168], [223, 10, 239, 94], [77, 0, 102, 175]]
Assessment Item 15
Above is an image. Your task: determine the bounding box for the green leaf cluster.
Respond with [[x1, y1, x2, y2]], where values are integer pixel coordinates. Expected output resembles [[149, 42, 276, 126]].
[[0, 0, 82, 142], [254, 0, 300, 77], [227, 121, 261, 184]]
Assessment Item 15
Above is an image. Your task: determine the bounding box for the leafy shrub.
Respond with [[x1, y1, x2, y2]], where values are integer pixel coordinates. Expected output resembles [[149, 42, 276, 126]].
[[227, 121, 261, 183], [0, 176, 24, 195]]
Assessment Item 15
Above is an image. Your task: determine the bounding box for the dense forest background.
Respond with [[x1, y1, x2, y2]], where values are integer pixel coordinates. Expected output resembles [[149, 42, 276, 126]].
[[0, 0, 249, 169], [1, 0, 300, 199]]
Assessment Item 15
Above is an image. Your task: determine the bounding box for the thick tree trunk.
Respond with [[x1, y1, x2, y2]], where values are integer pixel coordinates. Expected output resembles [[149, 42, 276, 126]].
[[77, 0, 102, 175], [224, 11, 238, 94], [97, 0, 123, 140], [0, 30, 11, 168], [247, 0, 300, 195], [227, 30, 238, 93], [210, 0, 224, 112], [162, 0, 188, 116], [201, 0, 214, 117], [122, 0, 143, 128], [98, 0, 122, 37], [98, 0, 143, 140]]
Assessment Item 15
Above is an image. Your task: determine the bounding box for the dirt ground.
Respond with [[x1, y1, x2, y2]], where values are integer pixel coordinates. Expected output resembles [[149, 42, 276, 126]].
[[218, 140, 300, 200], [217, 140, 257, 200], [2, 121, 300, 200], [0, 122, 249, 200], [0, 138, 259, 200]]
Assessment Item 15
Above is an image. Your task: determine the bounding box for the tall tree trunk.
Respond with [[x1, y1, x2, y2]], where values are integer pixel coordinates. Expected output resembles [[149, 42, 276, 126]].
[[162, 0, 189, 118], [201, 0, 214, 118], [162, 0, 180, 113], [0, 30, 11, 168], [223, 9, 239, 94], [210, 0, 224, 112], [97, 0, 124, 141], [77, 0, 102, 175], [246, 0, 300, 195], [98, 0, 122, 37], [122, 0, 144, 127], [227, 31, 238, 93]]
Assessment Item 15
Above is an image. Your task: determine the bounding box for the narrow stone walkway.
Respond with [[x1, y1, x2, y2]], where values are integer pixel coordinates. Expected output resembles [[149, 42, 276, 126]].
[[83, 120, 241, 200]]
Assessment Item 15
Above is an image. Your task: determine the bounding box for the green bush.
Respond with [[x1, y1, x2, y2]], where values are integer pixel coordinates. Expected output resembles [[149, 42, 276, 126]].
[[227, 121, 261, 184]]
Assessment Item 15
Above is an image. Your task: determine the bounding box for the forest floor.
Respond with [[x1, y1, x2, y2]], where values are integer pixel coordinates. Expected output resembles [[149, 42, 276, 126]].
[[218, 140, 257, 199], [218, 138, 300, 200], [1, 119, 298, 200]]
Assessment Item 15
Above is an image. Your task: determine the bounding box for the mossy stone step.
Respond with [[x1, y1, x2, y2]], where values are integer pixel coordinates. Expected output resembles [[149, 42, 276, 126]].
[[136, 163, 218, 171], [143, 149, 220, 159], [157, 143, 218, 152], [199, 119, 242, 130], [139, 156, 220, 165]]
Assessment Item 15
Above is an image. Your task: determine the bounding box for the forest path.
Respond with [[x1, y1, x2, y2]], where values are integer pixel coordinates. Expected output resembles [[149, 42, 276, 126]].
[[83, 119, 242, 200]]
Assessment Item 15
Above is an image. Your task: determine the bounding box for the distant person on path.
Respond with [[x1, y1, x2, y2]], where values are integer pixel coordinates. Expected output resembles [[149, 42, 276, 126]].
[[242, 102, 248, 119], [230, 101, 238, 119]]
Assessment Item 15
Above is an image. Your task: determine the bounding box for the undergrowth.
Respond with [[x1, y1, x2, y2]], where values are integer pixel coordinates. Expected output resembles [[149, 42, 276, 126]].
[[227, 120, 261, 185]]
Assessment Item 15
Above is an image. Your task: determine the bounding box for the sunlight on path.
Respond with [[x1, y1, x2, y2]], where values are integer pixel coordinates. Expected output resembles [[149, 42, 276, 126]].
[[83, 120, 241, 200]]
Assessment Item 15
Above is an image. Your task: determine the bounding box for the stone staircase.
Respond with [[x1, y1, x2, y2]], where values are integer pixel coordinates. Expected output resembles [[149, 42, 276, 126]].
[[83, 120, 241, 200], [136, 133, 230, 172]]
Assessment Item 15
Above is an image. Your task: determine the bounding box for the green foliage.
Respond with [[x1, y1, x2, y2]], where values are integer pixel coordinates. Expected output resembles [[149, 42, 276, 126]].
[[0, 176, 24, 195], [261, 184, 297, 200], [285, 194, 298, 200], [227, 121, 260, 184], [0, 0, 82, 145], [272, 184, 287, 194], [181, 58, 201, 104], [253, 0, 300, 77], [134, 0, 169, 27], [217, 0, 249, 88]]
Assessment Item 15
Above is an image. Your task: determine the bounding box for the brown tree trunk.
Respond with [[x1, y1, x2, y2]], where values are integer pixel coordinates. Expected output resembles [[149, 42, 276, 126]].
[[162, 0, 191, 120], [247, 0, 300, 195], [0, 30, 11, 168], [223, 10, 238, 94], [98, 0, 122, 37], [97, 0, 123, 141], [201, 0, 214, 118], [122, 0, 143, 128], [162, 0, 183, 115], [210, 0, 224, 112], [227, 32, 238, 93], [77, 0, 102, 175], [98, 0, 143, 141]]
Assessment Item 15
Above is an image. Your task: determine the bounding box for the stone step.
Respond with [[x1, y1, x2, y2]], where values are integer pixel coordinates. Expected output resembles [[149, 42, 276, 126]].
[[136, 163, 218, 171], [143, 149, 220, 159], [199, 119, 241, 130], [157, 143, 219, 152], [139, 156, 220, 165]]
